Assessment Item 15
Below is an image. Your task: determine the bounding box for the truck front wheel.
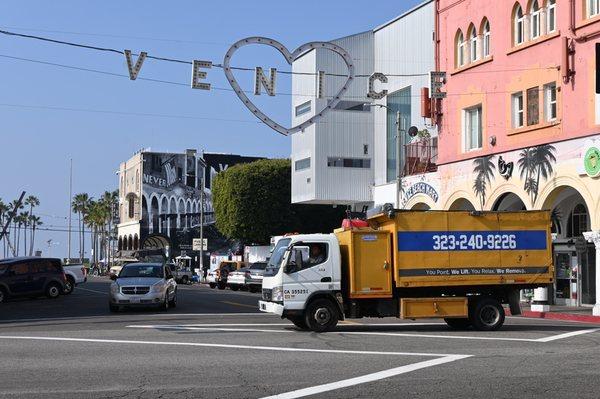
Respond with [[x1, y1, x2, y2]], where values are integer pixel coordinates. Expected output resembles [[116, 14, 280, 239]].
[[289, 317, 309, 330], [304, 299, 339, 332], [470, 297, 505, 331]]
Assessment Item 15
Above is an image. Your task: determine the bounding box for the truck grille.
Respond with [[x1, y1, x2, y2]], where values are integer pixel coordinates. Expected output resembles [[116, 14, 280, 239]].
[[121, 286, 150, 295], [262, 288, 272, 301]]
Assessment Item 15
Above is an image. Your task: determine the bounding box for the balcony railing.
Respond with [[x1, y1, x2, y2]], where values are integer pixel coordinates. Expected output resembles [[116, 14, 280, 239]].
[[404, 137, 438, 176]]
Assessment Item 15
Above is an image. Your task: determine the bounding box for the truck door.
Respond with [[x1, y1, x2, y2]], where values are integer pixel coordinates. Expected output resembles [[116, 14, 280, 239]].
[[282, 241, 332, 310]]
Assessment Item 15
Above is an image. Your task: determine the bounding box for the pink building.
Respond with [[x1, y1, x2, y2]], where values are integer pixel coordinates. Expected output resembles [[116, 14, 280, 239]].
[[405, 0, 600, 311]]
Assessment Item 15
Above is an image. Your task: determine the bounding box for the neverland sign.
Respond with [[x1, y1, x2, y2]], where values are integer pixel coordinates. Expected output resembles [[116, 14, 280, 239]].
[[122, 37, 445, 136]]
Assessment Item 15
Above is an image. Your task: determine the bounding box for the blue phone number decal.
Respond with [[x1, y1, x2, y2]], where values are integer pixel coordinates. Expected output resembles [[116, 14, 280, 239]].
[[398, 231, 547, 252]]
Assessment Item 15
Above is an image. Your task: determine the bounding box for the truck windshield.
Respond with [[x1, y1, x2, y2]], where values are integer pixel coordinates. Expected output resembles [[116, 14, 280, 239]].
[[264, 238, 291, 276]]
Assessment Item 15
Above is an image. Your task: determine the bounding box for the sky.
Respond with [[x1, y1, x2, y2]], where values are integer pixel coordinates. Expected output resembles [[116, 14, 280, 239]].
[[0, 0, 424, 259]]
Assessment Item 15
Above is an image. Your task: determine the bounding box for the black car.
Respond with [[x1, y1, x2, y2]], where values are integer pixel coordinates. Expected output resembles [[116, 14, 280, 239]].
[[0, 257, 67, 303]]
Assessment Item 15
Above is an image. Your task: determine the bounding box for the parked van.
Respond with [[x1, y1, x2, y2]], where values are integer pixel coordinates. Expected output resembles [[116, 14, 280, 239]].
[[0, 257, 67, 303]]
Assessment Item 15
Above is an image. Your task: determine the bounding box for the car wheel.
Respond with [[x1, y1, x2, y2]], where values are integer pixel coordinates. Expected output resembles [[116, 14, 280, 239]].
[[209, 283, 216, 289], [217, 282, 226, 290], [230, 285, 239, 291], [470, 297, 505, 331], [0, 287, 6, 303], [444, 318, 471, 330], [169, 290, 177, 308], [248, 286, 258, 293], [45, 283, 62, 299], [63, 277, 75, 295], [109, 303, 119, 313], [289, 316, 309, 330], [304, 298, 339, 333]]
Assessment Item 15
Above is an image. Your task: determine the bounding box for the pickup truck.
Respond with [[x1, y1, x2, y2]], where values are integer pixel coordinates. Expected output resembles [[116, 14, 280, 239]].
[[167, 263, 193, 284], [62, 263, 87, 294]]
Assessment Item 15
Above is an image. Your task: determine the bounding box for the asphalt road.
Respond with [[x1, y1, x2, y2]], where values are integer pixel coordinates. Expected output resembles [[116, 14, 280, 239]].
[[1, 278, 600, 398]]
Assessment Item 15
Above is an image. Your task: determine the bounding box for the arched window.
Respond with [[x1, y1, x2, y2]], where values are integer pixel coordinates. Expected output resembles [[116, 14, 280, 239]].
[[128, 195, 135, 219], [482, 20, 491, 57], [469, 25, 478, 62], [569, 204, 589, 237], [547, 0, 556, 32], [531, 0, 541, 39], [456, 30, 466, 67], [514, 5, 525, 45]]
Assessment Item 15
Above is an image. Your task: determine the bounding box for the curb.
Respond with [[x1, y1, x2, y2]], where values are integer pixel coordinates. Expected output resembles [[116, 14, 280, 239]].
[[506, 309, 600, 324]]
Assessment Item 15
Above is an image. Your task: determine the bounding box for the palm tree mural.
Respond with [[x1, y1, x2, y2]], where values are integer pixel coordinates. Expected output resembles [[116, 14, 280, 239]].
[[472, 156, 496, 210], [518, 145, 556, 204]]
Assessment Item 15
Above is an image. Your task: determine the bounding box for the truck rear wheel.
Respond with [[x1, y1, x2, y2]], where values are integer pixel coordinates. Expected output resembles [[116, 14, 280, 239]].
[[289, 317, 309, 330], [444, 318, 471, 330], [304, 299, 339, 332], [470, 297, 505, 331]]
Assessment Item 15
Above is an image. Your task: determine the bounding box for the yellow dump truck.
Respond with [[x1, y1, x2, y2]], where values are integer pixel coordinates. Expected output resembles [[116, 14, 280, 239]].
[[259, 207, 553, 332]]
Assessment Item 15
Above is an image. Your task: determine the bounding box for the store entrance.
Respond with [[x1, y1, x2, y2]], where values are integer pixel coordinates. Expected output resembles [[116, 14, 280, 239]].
[[553, 248, 576, 306]]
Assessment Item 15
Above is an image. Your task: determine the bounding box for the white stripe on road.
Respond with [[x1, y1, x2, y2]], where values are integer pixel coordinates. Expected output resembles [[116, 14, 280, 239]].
[[75, 287, 108, 295], [534, 328, 600, 342], [126, 323, 600, 343], [129, 325, 294, 333], [0, 313, 265, 324], [259, 355, 470, 399], [0, 335, 466, 358]]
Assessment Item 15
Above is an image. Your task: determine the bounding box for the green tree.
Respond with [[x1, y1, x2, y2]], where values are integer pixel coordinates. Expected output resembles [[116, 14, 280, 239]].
[[28, 215, 42, 255], [213, 159, 346, 244]]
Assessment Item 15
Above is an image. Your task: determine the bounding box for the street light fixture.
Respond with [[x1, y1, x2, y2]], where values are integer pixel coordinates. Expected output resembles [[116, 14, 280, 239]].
[[363, 103, 406, 209]]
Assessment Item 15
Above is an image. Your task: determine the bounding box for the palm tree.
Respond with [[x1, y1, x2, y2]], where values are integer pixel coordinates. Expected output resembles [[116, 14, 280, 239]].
[[72, 193, 91, 262], [24, 195, 39, 256], [10, 200, 24, 256], [85, 200, 110, 267], [472, 156, 496, 210], [100, 190, 119, 265], [531, 144, 557, 204], [0, 199, 7, 258], [28, 215, 42, 255], [15, 212, 29, 255], [19, 211, 29, 256]]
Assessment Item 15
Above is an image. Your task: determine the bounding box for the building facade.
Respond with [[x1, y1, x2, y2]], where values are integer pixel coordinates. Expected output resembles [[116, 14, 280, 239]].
[[290, 1, 437, 208], [116, 150, 262, 260], [428, 0, 600, 312], [289, 0, 600, 313]]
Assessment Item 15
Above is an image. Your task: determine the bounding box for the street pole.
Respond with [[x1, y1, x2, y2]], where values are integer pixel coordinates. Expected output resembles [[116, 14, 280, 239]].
[[199, 177, 204, 278], [68, 158, 72, 261]]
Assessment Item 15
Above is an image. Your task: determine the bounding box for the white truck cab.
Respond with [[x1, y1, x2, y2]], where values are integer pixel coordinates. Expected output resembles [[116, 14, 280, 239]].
[[259, 234, 343, 331]]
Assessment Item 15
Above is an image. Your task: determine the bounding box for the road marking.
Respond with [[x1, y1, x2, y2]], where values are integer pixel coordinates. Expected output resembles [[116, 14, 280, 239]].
[[75, 287, 108, 295], [259, 355, 470, 399], [220, 300, 258, 309], [334, 331, 537, 342], [0, 335, 466, 357], [128, 325, 294, 333], [0, 313, 266, 324], [534, 328, 600, 342], [130, 323, 292, 327]]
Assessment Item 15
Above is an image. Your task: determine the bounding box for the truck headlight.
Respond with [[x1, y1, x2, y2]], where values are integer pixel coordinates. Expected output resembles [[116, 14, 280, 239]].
[[272, 286, 284, 302], [150, 281, 166, 293]]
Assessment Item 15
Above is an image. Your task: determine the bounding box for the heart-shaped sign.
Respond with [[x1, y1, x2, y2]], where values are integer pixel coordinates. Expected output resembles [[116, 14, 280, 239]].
[[223, 37, 355, 136]]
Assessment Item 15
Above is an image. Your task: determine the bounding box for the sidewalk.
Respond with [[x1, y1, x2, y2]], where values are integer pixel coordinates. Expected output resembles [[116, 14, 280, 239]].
[[509, 305, 600, 324]]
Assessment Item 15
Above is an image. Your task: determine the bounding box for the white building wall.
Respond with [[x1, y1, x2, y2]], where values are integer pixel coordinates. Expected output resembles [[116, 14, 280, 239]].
[[291, 0, 435, 207], [372, 0, 437, 205]]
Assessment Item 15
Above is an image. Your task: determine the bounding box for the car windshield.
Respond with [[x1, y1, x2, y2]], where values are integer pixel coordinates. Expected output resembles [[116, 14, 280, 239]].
[[119, 264, 163, 278], [264, 238, 291, 276], [249, 263, 267, 270]]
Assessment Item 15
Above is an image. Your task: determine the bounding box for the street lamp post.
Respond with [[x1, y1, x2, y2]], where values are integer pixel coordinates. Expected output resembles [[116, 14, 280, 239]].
[[363, 104, 405, 208]]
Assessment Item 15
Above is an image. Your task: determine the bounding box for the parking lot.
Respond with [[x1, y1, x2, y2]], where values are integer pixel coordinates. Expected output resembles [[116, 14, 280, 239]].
[[1, 278, 600, 398]]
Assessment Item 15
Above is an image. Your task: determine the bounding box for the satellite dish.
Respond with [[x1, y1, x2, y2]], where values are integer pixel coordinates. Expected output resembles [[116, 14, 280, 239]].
[[408, 126, 419, 137]]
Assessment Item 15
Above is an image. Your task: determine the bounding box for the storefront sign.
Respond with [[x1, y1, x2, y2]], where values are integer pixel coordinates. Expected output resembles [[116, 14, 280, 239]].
[[400, 182, 439, 207], [584, 145, 600, 177]]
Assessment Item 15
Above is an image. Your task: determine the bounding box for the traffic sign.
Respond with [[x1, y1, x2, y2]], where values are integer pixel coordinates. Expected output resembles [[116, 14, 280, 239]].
[[193, 238, 208, 251]]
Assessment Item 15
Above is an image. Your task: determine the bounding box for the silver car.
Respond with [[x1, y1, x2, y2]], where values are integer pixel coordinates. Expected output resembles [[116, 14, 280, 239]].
[[109, 263, 177, 312]]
